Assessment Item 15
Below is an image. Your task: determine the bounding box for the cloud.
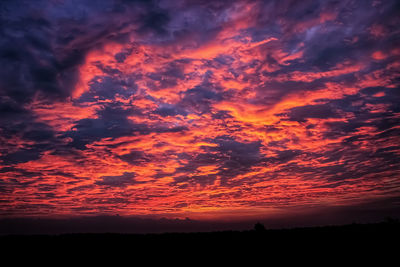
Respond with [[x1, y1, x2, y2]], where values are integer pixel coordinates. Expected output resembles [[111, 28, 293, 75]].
[[78, 75, 137, 103], [282, 104, 340, 122], [118, 150, 149, 165], [95, 172, 139, 187], [64, 104, 146, 149]]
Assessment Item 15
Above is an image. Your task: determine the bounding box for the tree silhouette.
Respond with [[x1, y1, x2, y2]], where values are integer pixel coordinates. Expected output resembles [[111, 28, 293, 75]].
[[384, 217, 399, 224], [254, 222, 266, 232]]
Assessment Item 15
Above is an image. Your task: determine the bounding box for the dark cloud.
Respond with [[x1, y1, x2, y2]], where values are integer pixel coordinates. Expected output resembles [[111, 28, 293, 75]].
[[95, 172, 140, 187], [137, 9, 170, 35], [1, 7, 81, 104], [210, 136, 263, 168], [118, 150, 149, 165], [172, 136, 264, 186], [0, 101, 57, 165], [178, 85, 224, 114], [253, 80, 325, 107], [78, 75, 137, 103], [154, 103, 188, 117], [273, 150, 302, 163], [64, 104, 146, 149], [282, 104, 339, 122], [1, 149, 42, 165], [64, 101, 188, 149]]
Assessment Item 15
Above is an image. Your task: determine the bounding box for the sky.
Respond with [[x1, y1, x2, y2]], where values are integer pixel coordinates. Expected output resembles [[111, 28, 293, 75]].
[[0, 0, 400, 231]]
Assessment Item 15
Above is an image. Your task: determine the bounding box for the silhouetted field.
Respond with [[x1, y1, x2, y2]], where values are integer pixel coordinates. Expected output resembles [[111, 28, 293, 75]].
[[2, 222, 399, 255]]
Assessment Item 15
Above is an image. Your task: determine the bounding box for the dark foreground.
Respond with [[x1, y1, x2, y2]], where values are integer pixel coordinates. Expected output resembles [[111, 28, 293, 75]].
[[2, 222, 399, 257]]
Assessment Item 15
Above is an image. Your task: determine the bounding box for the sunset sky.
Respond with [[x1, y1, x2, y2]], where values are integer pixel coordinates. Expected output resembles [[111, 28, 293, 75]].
[[0, 0, 399, 229]]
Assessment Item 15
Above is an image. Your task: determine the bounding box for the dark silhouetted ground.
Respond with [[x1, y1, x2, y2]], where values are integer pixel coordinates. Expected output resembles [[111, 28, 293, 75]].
[[2, 221, 399, 258]]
